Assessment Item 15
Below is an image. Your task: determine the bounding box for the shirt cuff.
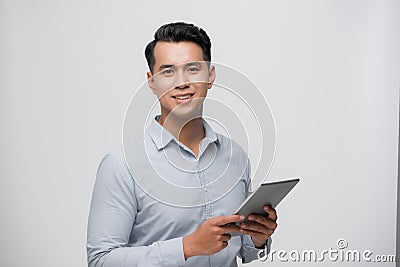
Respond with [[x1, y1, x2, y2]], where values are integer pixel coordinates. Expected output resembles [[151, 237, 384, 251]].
[[157, 237, 186, 266], [241, 236, 272, 263], [256, 237, 272, 258]]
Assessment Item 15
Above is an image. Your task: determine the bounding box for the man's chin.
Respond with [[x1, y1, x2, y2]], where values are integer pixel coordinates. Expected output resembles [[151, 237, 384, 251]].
[[167, 104, 202, 121], [170, 109, 199, 120]]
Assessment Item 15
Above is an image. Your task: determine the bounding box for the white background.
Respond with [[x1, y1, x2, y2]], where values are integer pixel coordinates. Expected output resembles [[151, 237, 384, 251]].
[[1, 0, 399, 266]]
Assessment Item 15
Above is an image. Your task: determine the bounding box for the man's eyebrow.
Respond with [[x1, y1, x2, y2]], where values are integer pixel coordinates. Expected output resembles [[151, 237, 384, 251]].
[[157, 62, 203, 72], [158, 64, 175, 70], [185, 61, 203, 67]]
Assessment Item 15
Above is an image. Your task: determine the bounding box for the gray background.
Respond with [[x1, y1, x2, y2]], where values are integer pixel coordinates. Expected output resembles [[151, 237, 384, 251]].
[[1, 0, 399, 266]]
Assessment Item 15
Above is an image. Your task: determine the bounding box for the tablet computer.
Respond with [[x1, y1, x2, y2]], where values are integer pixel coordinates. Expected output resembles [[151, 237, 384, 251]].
[[230, 178, 300, 234]]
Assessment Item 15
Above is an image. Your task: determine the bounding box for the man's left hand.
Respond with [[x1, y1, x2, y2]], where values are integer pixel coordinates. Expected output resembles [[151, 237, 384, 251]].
[[239, 205, 277, 248]]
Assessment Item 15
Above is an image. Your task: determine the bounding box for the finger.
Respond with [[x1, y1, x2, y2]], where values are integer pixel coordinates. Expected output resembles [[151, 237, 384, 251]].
[[214, 215, 245, 226], [220, 224, 241, 234], [240, 228, 270, 241], [241, 221, 275, 235], [221, 233, 232, 242], [247, 215, 278, 229], [264, 206, 277, 221]]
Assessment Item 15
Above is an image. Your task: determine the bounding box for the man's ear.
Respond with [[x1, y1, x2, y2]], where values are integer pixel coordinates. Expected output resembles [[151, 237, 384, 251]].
[[208, 65, 216, 89], [147, 71, 156, 94]]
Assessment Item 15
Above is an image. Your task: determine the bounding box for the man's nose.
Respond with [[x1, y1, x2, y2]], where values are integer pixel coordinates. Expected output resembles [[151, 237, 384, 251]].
[[174, 72, 190, 89]]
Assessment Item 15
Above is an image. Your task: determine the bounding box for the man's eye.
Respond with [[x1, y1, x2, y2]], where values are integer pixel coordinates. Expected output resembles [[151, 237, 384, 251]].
[[188, 67, 199, 72], [162, 69, 174, 75]]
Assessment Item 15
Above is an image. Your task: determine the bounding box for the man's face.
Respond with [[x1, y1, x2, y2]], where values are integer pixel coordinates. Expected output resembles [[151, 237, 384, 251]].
[[147, 41, 215, 119]]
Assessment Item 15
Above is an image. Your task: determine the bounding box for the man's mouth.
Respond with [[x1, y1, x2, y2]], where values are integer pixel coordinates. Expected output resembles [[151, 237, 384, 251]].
[[172, 93, 195, 100]]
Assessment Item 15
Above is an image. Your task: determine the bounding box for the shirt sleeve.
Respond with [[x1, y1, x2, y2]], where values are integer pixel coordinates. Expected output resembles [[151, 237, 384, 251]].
[[86, 153, 186, 267], [238, 158, 273, 263]]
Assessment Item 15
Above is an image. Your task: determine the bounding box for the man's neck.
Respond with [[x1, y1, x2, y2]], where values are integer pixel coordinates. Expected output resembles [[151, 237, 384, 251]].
[[158, 112, 205, 157]]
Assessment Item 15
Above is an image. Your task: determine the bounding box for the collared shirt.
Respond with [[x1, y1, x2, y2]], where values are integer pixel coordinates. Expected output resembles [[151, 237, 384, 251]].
[[87, 115, 270, 267]]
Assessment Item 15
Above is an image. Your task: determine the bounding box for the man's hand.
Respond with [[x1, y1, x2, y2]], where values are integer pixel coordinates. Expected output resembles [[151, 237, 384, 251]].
[[183, 215, 244, 259], [239, 205, 278, 248]]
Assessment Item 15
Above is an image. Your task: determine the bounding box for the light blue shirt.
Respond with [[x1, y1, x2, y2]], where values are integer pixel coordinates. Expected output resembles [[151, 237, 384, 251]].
[[87, 115, 271, 266]]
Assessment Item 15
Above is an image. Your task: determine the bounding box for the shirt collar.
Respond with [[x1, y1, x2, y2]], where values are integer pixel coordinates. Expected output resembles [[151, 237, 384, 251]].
[[147, 115, 219, 150]]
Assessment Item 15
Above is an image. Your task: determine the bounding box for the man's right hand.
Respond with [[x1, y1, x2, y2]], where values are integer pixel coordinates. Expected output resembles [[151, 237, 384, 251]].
[[183, 215, 244, 259]]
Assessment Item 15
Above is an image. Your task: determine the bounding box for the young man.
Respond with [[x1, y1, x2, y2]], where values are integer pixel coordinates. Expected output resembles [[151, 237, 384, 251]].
[[87, 22, 277, 267]]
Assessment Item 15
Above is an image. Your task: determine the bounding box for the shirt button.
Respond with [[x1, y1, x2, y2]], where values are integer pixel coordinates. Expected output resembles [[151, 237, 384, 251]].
[[203, 187, 208, 192]]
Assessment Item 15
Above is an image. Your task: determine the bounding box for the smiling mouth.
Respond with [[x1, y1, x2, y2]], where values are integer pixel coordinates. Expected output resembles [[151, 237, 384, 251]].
[[172, 93, 195, 100]]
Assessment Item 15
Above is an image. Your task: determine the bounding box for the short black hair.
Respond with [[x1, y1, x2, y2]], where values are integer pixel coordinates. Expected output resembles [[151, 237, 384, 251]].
[[145, 22, 211, 73]]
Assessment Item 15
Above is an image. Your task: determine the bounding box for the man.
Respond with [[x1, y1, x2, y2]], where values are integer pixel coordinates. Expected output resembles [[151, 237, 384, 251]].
[[87, 22, 277, 266]]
